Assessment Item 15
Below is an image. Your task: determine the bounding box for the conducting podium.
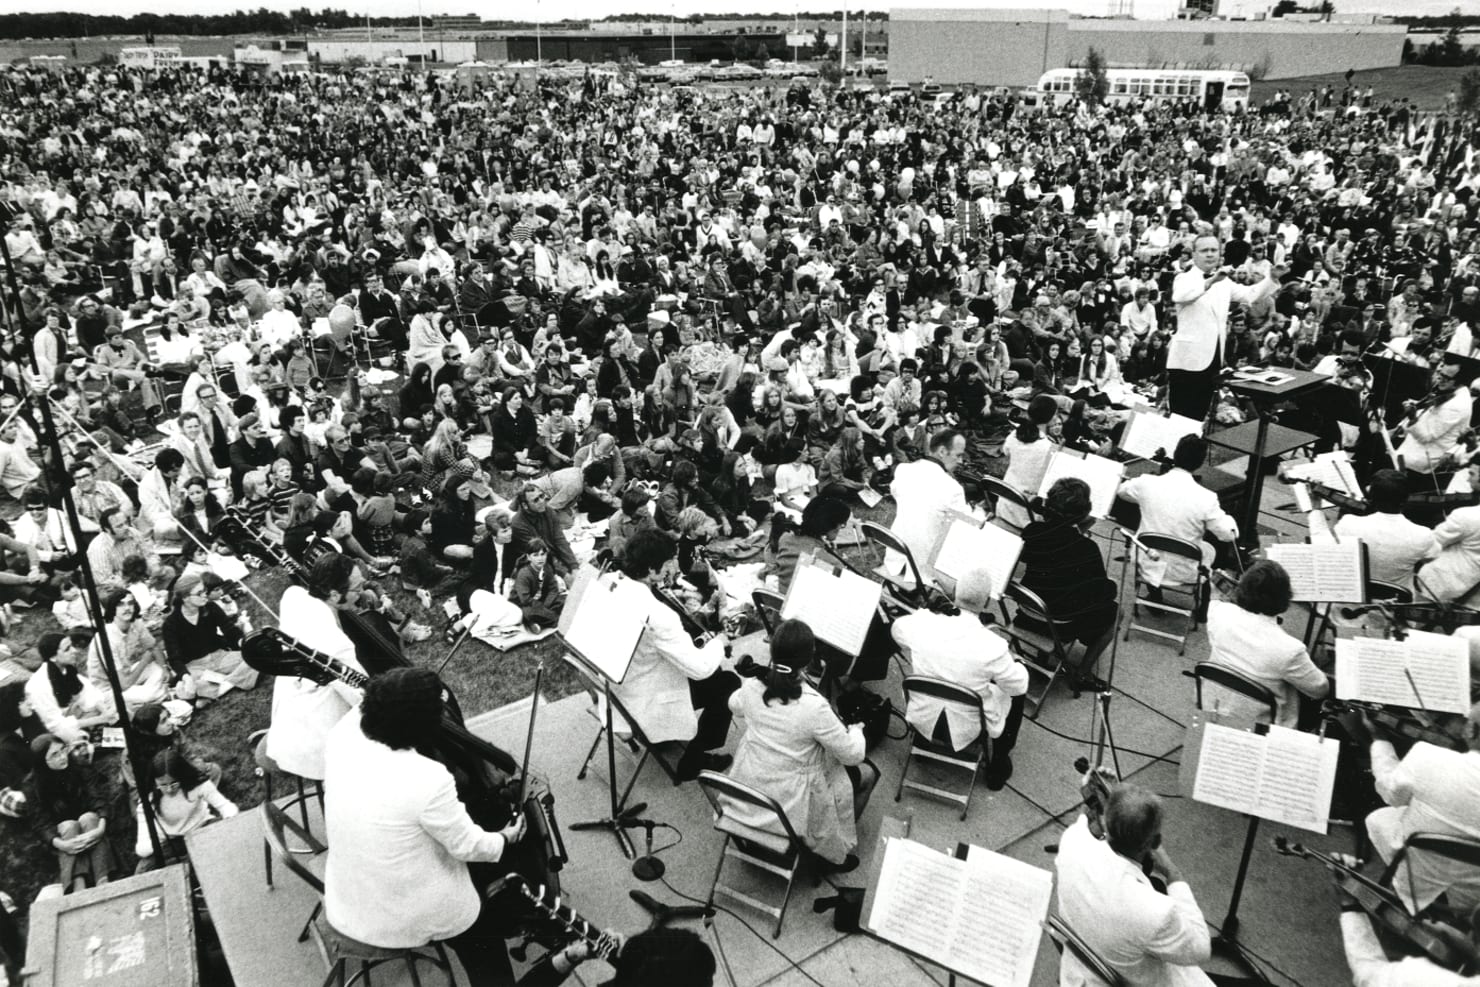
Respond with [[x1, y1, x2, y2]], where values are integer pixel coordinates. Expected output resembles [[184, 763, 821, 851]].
[[1210, 367, 1328, 548]]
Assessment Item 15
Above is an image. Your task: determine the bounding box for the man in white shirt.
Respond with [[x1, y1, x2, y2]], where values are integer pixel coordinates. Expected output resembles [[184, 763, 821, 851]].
[[1338, 703, 1480, 916], [1167, 234, 1286, 420], [1333, 471, 1439, 595], [1339, 905, 1480, 987], [1117, 436, 1239, 592], [892, 567, 1028, 788], [266, 554, 367, 781], [1395, 355, 1474, 478], [888, 429, 969, 577], [1056, 781, 1217, 986], [1121, 287, 1159, 339], [323, 667, 528, 983]]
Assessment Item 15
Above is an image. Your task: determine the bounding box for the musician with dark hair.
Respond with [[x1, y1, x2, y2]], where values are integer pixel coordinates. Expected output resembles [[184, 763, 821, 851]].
[[1019, 478, 1119, 679], [265, 554, 366, 781], [323, 666, 528, 985], [614, 529, 740, 780]]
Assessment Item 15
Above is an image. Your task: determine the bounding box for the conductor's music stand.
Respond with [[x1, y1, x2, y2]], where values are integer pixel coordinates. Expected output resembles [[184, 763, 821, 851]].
[[556, 567, 650, 860]]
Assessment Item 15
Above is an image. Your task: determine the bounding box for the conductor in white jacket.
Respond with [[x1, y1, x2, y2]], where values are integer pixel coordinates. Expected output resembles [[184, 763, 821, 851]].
[[1168, 234, 1285, 420], [612, 529, 741, 780]]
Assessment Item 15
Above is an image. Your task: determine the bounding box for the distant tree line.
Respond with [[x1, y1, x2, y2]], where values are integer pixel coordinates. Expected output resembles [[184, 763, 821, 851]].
[[1403, 22, 1480, 67], [0, 9, 422, 41]]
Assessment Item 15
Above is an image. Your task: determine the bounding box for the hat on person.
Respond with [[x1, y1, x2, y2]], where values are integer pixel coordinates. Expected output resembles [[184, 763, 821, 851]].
[[105, 325, 123, 338], [237, 412, 261, 433], [0, 787, 26, 819], [766, 357, 788, 373]]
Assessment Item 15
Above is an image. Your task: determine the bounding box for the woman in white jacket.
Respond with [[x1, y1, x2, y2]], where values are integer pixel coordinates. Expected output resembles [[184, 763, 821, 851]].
[[725, 620, 878, 872]]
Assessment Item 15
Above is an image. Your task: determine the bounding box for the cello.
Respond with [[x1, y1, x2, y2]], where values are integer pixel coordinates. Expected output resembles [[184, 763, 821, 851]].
[[241, 627, 568, 924]]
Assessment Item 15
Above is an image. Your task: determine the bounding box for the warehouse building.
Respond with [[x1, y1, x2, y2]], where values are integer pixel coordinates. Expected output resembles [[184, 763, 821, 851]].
[[888, 7, 1407, 87]]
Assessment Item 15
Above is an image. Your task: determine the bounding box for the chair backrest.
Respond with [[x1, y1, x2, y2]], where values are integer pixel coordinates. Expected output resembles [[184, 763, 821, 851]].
[[1385, 832, 1480, 914], [752, 588, 785, 636], [695, 770, 802, 848], [261, 801, 327, 894], [902, 675, 988, 745], [1043, 914, 1126, 987], [1135, 532, 1203, 565], [982, 476, 1035, 521], [1001, 583, 1071, 642], [1191, 662, 1278, 724], [142, 328, 165, 365], [861, 520, 926, 593]]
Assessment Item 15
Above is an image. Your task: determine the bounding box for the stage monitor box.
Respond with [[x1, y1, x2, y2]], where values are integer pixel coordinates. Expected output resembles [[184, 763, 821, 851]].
[[23, 864, 198, 987]]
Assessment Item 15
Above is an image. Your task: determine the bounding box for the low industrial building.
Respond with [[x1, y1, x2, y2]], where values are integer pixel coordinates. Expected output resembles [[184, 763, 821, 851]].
[[887, 7, 1407, 86]]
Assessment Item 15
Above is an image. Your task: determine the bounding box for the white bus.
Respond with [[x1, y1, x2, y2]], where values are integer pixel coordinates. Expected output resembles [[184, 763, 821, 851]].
[[1031, 68, 1251, 112]]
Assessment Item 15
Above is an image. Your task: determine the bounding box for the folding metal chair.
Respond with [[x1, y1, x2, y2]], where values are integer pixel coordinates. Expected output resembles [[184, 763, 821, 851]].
[[696, 770, 807, 939], [997, 583, 1080, 719], [861, 520, 932, 609], [896, 675, 991, 820], [1379, 833, 1480, 924], [1188, 662, 1278, 725], [981, 475, 1037, 535], [751, 588, 784, 636], [1121, 531, 1209, 655], [1042, 913, 1127, 987]]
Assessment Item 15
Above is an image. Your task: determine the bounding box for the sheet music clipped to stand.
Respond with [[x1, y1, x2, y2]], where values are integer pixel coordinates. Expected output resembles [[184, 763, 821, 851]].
[[1284, 451, 1362, 499], [863, 837, 1052, 987], [1264, 542, 1369, 603], [929, 510, 1023, 602], [1118, 409, 1203, 462], [557, 565, 650, 684], [781, 553, 883, 657], [1038, 449, 1125, 519], [1334, 631, 1472, 715], [1179, 712, 1340, 834]]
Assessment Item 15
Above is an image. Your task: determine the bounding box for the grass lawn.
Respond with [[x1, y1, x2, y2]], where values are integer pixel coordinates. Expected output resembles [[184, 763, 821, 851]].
[[1254, 64, 1473, 111]]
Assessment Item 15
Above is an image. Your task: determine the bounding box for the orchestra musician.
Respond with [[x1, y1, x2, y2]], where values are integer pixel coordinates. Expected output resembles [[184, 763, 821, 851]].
[[1333, 471, 1439, 596], [1394, 353, 1472, 483], [264, 554, 366, 781], [612, 529, 740, 780], [1336, 703, 1480, 917], [1337, 897, 1480, 987], [322, 666, 529, 984]]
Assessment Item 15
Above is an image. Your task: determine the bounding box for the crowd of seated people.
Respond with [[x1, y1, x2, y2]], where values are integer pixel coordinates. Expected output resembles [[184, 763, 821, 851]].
[[0, 55, 1477, 984]]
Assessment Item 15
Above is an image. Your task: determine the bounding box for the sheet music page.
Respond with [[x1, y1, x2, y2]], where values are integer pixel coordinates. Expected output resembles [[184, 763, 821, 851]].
[[856, 487, 884, 509], [781, 558, 881, 657], [959, 847, 1055, 987], [1286, 451, 1361, 497], [1254, 726, 1339, 834], [561, 571, 649, 683], [1336, 634, 1470, 714], [1038, 450, 1126, 518], [1265, 543, 1365, 602], [1191, 723, 1265, 816], [1390, 630, 1471, 715], [932, 516, 1024, 599], [870, 839, 1051, 987], [1119, 410, 1203, 461]]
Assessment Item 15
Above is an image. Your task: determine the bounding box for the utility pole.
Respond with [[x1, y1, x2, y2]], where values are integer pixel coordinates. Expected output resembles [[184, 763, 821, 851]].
[[840, 8, 848, 76]]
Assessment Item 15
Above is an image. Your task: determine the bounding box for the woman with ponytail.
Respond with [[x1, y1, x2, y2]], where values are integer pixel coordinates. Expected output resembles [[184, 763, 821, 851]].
[[998, 394, 1060, 529]]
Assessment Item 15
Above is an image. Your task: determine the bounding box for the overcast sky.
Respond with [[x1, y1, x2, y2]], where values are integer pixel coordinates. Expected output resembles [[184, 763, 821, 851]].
[[5, 0, 1461, 22]]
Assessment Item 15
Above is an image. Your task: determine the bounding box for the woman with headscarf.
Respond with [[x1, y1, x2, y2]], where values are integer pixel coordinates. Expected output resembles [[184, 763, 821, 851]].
[[725, 619, 877, 873]]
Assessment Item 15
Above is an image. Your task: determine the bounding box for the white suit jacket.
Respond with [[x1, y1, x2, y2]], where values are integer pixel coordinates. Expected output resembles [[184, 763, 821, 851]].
[[892, 610, 1027, 746], [1055, 815, 1214, 987], [1396, 387, 1473, 474], [1334, 512, 1439, 594], [887, 457, 968, 575], [1204, 601, 1327, 728], [1118, 469, 1237, 586], [265, 587, 364, 780], [1366, 742, 1480, 913], [323, 711, 508, 948], [1417, 505, 1480, 602], [611, 577, 728, 745], [1168, 270, 1275, 372]]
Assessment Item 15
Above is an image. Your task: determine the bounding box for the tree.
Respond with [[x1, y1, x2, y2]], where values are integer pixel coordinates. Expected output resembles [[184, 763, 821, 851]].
[[1075, 47, 1110, 105], [818, 58, 843, 86], [1271, 0, 1297, 15], [1461, 69, 1480, 116], [812, 27, 830, 58]]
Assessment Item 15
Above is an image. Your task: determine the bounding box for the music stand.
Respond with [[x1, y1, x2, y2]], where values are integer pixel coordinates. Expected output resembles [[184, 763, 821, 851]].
[[1218, 367, 1328, 548], [557, 567, 651, 860]]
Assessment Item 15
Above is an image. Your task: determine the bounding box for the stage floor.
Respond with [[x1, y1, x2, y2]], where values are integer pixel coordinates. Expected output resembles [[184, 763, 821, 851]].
[[190, 482, 1354, 986]]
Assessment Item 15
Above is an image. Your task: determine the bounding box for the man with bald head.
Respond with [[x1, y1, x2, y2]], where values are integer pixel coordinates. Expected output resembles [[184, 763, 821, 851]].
[[1168, 233, 1287, 420], [891, 566, 1028, 788], [1056, 780, 1221, 986]]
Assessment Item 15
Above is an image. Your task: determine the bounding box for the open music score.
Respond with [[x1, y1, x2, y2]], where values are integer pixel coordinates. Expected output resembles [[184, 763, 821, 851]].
[[1285, 451, 1361, 498], [1334, 631, 1471, 715], [1118, 409, 1203, 462], [929, 510, 1023, 602], [1181, 715, 1339, 834], [781, 554, 883, 657], [1265, 542, 1368, 603], [557, 566, 649, 684], [1038, 449, 1125, 519], [866, 838, 1051, 987]]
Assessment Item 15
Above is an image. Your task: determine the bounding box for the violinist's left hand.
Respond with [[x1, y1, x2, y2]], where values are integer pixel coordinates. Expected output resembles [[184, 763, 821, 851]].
[[1335, 709, 1372, 745]]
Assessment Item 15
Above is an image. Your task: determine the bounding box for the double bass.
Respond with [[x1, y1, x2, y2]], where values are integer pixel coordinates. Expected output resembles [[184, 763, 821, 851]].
[[241, 626, 568, 928]]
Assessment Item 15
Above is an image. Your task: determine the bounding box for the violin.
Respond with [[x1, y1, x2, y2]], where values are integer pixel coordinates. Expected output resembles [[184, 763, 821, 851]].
[[1322, 698, 1469, 753], [1271, 836, 1480, 974]]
